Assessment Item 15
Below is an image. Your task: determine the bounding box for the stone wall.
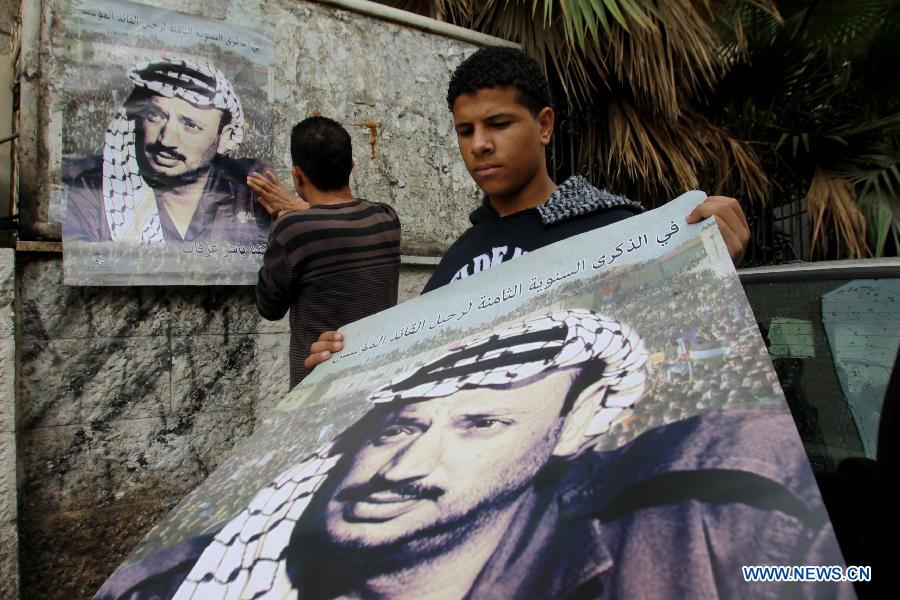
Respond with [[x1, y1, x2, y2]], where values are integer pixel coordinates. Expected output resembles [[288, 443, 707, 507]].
[[10, 0, 492, 597], [0, 249, 16, 598], [1, 1, 18, 595], [1, 0, 17, 246], [16, 259, 434, 599]]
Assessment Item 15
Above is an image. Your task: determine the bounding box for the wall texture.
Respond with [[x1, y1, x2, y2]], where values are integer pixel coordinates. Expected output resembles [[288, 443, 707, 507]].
[[1, 2, 19, 594], [16, 252, 434, 600], [10, 0, 487, 597], [1, 0, 16, 235], [0, 249, 16, 598]]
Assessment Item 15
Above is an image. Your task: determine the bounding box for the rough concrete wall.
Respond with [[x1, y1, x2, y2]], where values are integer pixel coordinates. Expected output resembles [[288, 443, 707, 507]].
[[0, 249, 17, 598], [17, 254, 288, 598], [17, 259, 431, 599], [1, 1, 18, 594], [14, 1, 475, 597], [1, 0, 16, 224], [271, 1, 482, 255]]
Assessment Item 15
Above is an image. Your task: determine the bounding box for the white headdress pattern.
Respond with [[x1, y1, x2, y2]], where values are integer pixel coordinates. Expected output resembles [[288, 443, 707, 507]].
[[176, 309, 647, 598], [102, 58, 244, 244]]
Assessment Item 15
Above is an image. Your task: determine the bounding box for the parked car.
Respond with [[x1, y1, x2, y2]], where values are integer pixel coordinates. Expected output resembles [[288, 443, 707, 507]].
[[740, 257, 900, 598]]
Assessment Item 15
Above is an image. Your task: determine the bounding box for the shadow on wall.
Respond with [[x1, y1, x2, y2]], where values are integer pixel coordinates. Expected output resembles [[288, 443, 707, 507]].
[[16, 253, 290, 598]]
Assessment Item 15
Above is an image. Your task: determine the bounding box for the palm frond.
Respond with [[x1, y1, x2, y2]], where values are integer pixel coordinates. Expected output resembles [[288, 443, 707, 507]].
[[858, 192, 900, 257], [792, 0, 895, 57], [582, 98, 768, 206], [844, 139, 900, 256], [807, 170, 869, 259]]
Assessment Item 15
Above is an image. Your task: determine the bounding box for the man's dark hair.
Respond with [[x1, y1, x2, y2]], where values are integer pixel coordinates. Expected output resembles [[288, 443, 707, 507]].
[[446, 46, 553, 116], [290, 116, 353, 192]]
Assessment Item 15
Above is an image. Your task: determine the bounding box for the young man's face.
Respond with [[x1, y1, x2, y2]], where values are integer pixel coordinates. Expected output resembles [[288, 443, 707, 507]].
[[133, 94, 227, 181], [319, 369, 576, 554], [452, 87, 553, 201]]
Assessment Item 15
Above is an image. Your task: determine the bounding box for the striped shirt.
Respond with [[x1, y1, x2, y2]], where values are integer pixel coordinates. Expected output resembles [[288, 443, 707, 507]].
[[256, 199, 401, 387]]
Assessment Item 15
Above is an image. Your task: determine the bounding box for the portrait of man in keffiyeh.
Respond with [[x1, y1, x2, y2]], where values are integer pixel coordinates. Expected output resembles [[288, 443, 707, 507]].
[[63, 57, 272, 247], [96, 309, 838, 600]]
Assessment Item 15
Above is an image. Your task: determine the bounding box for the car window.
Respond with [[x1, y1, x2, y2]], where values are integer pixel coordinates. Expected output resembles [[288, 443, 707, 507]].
[[742, 265, 900, 472]]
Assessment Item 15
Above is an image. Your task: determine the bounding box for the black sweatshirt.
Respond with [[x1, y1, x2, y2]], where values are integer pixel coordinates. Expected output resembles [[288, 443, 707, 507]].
[[423, 176, 643, 293]]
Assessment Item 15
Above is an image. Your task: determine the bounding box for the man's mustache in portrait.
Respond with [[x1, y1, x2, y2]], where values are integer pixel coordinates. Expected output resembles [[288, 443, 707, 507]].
[[144, 141, 187, 164], [335, 476, 445, 510], [138, 141, 211, 187]]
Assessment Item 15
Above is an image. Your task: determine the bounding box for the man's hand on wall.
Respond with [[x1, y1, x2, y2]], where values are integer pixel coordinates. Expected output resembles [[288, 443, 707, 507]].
[[686, 196, 750, 267], [248, 170, 309, 217]]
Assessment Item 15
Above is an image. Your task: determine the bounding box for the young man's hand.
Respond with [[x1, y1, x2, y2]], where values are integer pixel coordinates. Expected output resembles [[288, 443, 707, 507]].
[[248, 170, 309, 217], [686, 196, 750, 266], [304, 330, 344, 372]]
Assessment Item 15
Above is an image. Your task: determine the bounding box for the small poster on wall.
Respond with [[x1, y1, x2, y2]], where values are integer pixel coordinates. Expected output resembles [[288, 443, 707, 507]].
[[95, 192, 852, 598], [58, 0, 275, 285]]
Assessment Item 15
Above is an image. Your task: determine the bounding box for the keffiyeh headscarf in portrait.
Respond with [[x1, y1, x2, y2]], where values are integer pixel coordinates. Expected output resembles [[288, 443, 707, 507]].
[[174, 309, 648, 599], [102, 58, 245, 244]]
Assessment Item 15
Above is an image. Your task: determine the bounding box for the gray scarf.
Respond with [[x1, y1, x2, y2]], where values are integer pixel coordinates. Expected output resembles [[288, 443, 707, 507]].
[[537, 175, 643, 225]]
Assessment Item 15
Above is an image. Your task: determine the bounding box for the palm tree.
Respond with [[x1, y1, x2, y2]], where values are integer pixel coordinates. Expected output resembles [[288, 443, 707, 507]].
[[378, 0, 900, 262], [711, 0, 900, 259]]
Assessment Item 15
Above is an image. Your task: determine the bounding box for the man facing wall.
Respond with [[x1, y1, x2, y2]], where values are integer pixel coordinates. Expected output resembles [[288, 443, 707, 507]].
[[255, 116, 401, 388]]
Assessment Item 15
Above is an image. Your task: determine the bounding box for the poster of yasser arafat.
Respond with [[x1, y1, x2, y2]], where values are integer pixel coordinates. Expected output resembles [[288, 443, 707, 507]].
[[96, 192, 853, 599], [58, 0, 275, 286]]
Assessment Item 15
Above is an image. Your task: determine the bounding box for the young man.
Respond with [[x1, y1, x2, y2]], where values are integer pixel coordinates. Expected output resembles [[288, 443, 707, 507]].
[[254, 116, 401, 388], [305, 46, 750, 371]]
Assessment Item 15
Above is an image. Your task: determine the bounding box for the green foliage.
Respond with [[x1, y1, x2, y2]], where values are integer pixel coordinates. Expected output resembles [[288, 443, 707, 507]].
[[713, 0, 900, 257]]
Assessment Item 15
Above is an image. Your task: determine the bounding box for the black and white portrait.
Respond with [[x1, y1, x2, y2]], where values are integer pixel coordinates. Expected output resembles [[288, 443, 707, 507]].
[[62, 58, 271, 247], [58, 0, 275, 285]]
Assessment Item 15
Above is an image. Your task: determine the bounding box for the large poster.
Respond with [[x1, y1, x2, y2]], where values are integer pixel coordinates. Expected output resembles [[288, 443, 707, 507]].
[[97, 193, 853, 598], [58, 0, 275, 286]]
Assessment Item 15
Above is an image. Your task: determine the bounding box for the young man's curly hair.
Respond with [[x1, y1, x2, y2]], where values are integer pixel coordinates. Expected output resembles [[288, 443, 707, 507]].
[[446, 46, 553, 116]]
